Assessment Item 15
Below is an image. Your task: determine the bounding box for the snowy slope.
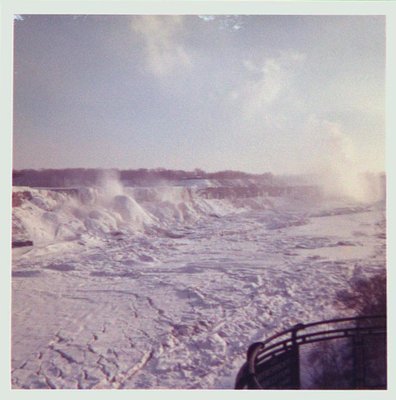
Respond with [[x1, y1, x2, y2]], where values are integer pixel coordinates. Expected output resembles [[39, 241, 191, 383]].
[[11, 181, 386, 389]]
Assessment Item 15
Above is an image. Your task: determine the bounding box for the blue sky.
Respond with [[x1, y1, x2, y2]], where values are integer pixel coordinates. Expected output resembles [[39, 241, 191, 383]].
[[13, 15, 385, 174]]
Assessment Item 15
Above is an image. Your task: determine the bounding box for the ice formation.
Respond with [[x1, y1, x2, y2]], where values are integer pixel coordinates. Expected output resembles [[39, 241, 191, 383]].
[[11, 175, 386, 389]]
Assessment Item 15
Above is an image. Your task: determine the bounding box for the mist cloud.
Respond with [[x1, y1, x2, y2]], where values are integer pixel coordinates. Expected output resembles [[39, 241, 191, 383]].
[[306, 116, 381, 202]]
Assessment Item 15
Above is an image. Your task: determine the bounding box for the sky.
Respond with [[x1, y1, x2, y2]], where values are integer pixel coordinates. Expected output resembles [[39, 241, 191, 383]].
[[13, 14, 385, 174]]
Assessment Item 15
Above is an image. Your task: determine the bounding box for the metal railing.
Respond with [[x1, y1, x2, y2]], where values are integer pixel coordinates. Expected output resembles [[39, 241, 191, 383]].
[[235, 315, 386, 390]]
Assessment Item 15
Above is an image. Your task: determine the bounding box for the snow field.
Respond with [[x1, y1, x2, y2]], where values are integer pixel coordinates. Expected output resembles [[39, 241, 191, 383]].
[[11, 184, 386, 389]]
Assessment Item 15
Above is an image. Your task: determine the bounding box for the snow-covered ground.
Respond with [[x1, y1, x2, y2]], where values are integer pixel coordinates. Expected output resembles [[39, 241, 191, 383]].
[[11, 181, 386, 389]]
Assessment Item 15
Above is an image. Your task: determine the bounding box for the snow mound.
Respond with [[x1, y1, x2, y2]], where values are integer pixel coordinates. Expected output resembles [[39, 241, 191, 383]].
[[12, 182, 277, 248]]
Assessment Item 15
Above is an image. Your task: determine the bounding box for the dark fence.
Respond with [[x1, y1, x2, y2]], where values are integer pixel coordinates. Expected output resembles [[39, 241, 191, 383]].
[[235, 315, 386, 390]]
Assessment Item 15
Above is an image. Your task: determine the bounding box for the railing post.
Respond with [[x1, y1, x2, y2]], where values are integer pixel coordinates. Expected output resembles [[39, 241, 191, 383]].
[[246, 342, 265, 389], [290, 323, 304, 389], [353, 332, 365, 388]]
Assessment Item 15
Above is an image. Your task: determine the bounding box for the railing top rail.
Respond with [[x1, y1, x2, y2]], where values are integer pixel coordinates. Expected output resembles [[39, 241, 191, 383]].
[[299, 314, 386, 330], [257, 315, 386, 348], [254, 325, 386, 364]]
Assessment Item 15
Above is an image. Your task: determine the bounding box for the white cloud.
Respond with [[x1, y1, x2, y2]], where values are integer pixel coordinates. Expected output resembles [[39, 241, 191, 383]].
[[131, 16, 192, 77], [198, 15, 244, 31], [233, 51, 305, 121], [198, 15, 216, 22]]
